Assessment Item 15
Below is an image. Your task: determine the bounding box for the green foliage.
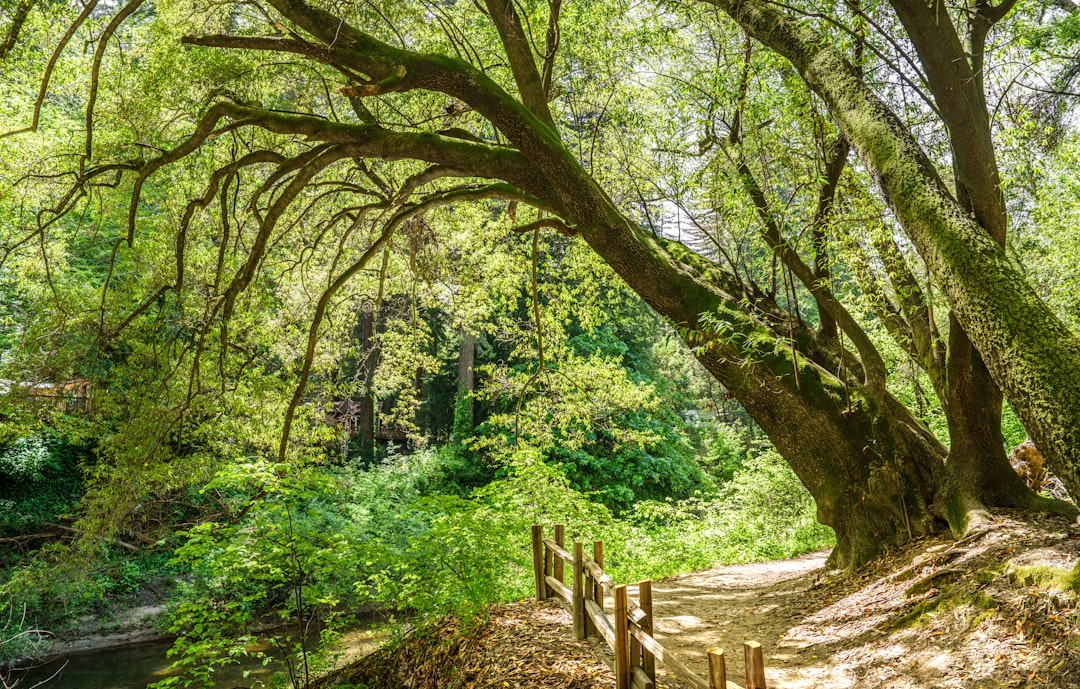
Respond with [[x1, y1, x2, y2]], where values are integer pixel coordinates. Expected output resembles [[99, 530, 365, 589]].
[[698, 423, 749, 482], [0, 601, 53, 668], [617, 449, 834, 579], [0, 432, 86, 536], [156, 460, 361, 689], [0, 543, 180, 631], [467, 248, 710, 512], [323, 443, 829, 629]]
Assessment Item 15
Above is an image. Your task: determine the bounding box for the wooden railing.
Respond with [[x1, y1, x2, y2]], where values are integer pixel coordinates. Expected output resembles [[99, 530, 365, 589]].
[[531, 524, 767, 689]]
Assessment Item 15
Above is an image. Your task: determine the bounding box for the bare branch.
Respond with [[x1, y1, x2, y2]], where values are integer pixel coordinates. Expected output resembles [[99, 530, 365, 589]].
[[0, 0, 36, 60]]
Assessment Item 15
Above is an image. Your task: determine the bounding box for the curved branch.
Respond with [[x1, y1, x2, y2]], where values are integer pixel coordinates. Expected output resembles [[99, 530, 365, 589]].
[[210, 103, 549, 197], [395, 165, 475, 201], [175, 150, 286, 296], [221, 145, 350, 323], [0, 0, 36, 59], [0, 0, 99, 140], [84, 0, 146, 162], [128, 102, 258, 245]]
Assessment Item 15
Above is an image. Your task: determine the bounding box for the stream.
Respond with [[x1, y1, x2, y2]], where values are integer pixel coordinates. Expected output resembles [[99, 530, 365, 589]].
[[3, 627, 386, 689]]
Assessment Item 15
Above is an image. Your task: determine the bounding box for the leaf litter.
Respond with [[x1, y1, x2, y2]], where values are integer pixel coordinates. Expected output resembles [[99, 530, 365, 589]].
[[320, 510, 1080, 688]]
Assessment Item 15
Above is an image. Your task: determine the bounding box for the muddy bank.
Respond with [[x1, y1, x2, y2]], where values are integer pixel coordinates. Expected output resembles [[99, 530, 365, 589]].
[[46, 604, 172, 657]]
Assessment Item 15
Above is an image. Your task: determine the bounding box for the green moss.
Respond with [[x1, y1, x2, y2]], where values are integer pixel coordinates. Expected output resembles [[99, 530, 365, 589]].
[[967, 593, 999, 630], [1008, 563, 1080, 593], [887, 585, 998, 631], [976, 562, 1008, 585]]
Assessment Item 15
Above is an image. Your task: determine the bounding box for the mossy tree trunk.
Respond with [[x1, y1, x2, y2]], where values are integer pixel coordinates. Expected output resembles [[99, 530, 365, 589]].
[[114, 0, 1080, 566], [708, 0, 1080, 505]]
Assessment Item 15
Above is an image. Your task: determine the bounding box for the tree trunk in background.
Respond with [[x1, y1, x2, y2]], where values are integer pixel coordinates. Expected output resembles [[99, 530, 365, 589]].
[[455, 330, 476, 441], [357, 308, 378, 464], [937, 318, 1074, 525]]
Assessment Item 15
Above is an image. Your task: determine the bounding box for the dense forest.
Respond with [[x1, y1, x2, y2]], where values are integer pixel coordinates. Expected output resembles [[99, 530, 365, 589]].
[[1, 0, 1079, 686]]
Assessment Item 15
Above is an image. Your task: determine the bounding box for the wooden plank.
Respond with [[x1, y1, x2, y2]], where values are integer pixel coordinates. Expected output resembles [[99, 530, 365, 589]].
[[545, 575, 572, 603], [584, 565, 597, 638], [631, 666, 655, 689], [543, 538, 573, 563], [593, 540, 605, 609], [640, 580, 655, 683], [585, 597, 616, 649], [615, 585, 630, 689], [554, 524, 566, 582], [627, 604, 648, 626], [628, 626, 740, 689], [583, 557, 612, 587], [544, 543, 554, 597], [531, 525, 545, 602], [594, 646, 615, 673], [572, 541, 585, 640], [580, 558, 646, 625], [744, 641, 766, 689], [708, 648, 727, 689]]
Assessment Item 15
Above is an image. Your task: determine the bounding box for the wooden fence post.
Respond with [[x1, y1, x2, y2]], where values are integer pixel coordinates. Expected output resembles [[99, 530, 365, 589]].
[[640, 579, 655, 683], [553, 524, 566, 582], [531, 524, 545, 602], [744, 641, 766, 689], [615, 585, 630, 689], [707, 648, 727, 689], [572, 541, 585, 640]]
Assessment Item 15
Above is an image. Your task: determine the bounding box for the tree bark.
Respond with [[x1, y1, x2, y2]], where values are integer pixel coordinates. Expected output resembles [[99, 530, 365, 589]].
[[455, 330, 476, 440], [701, 349, 943, 569], [709, 0, 1080, 507]]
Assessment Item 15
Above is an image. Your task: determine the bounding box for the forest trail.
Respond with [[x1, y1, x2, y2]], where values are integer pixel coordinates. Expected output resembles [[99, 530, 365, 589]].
[[628, 551, 829, 687], [629, 511, 1080, 688], [324, 511, 1079, 689]]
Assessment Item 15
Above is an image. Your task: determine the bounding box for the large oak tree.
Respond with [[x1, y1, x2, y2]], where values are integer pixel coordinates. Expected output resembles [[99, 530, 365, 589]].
[[2, 0, 1079, 567]]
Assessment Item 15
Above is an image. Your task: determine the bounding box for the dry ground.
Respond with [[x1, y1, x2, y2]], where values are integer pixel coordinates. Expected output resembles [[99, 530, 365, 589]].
[[643, 510, 1080, 688], [322, 509, 1080, 689]]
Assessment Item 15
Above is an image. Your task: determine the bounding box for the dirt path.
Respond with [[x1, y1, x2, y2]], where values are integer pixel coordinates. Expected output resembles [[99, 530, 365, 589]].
[[628, 551, 829, 688], [317, 511, 1080, 689], [628, 513, 1080, 688]]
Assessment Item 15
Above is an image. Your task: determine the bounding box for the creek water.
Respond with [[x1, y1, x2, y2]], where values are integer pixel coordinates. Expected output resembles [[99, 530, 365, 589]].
[[3, 628, 385, 689]]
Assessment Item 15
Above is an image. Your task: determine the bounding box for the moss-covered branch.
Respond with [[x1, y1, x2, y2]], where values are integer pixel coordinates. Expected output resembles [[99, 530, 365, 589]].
[[706, 0, 1080, 497]]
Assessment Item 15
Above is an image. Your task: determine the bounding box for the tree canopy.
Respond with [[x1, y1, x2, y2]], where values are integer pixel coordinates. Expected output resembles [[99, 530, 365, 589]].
[[2, 0, 1080, 569]]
